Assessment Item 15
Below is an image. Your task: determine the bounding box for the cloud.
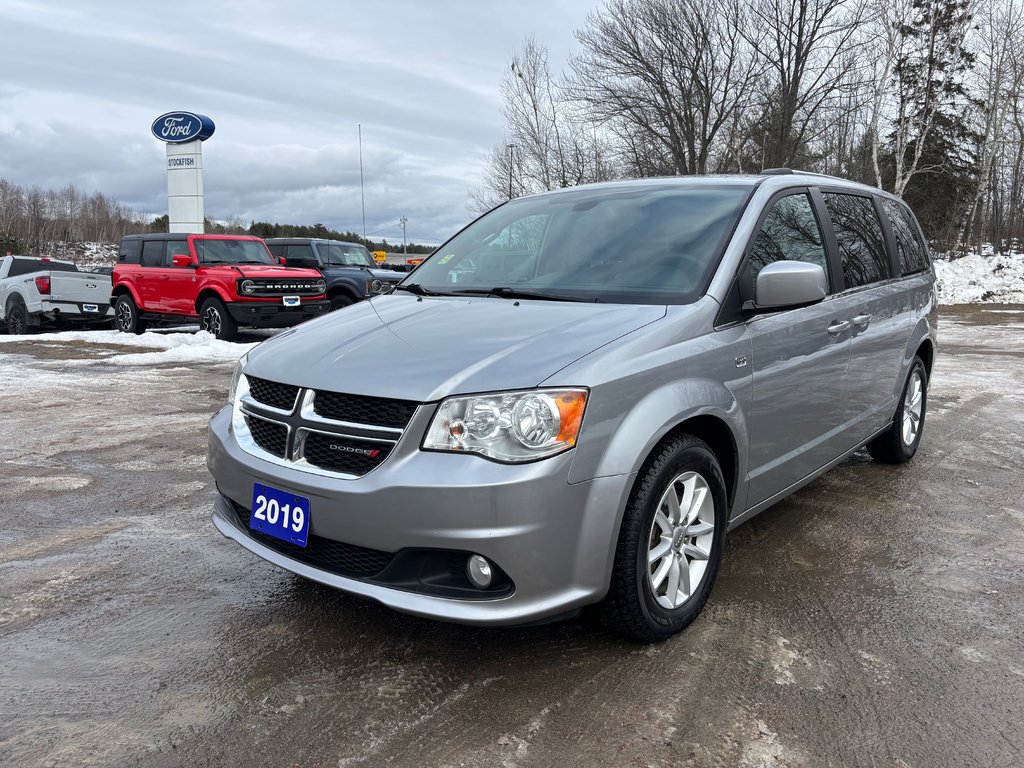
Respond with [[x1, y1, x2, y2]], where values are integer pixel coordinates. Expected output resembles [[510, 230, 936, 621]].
[[0, 0, 596, 243]]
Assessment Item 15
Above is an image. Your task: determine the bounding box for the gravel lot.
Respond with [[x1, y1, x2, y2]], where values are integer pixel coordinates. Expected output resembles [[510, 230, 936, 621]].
[[1, 306, 1022, 768]]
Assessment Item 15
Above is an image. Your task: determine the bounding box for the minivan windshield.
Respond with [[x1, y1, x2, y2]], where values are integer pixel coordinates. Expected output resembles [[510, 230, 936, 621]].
[[195, 238, 275, 265], [408, 184, 752, 304], [322, 243, 376, 267]]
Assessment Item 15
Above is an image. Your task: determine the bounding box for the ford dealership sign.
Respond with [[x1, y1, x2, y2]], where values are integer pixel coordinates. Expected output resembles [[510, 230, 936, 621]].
[[151, 111, 215, 143]]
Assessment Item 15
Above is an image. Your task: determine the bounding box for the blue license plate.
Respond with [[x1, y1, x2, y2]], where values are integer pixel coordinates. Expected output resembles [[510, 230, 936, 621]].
[[83, 303, 99, 313], [250, 483, 310, 547]]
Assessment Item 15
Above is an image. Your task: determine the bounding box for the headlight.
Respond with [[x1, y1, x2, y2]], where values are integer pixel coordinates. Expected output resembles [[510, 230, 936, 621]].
[[228, 352, 249, 403], [423, 389, 587, 463], [240, 279, 256, 295], [314, 279, 327, 294], [370, 278, 384, 293]]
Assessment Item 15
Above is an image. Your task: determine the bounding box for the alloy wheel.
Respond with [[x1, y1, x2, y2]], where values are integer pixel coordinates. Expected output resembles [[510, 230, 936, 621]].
[[646, 470, 716, 610], [116, 302, 133, 331], [902, 370, 924, 446], [202, 306, 222, 337]]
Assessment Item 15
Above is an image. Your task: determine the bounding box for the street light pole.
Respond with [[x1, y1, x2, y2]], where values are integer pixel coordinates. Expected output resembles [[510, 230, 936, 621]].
[[507, 144, 515, 199], [359, 123, 366, 241], [399, 216, 408, 255]]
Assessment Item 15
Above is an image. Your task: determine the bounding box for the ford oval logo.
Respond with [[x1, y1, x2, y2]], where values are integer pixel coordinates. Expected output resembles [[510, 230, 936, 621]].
[[151, 111, 215, 144]]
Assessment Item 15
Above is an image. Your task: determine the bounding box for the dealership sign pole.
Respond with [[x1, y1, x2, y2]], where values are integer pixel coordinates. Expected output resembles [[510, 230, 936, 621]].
[[151, 111, 215, 234]]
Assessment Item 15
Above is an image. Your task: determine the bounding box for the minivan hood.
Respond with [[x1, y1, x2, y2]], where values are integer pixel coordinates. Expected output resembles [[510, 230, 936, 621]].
[[246, 294, 666, 402]]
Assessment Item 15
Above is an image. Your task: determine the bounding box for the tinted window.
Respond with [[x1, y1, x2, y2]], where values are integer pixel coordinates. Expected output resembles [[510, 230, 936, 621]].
[[8, 258, 76, 276], [748, 193, 828, 286], [883, 199, 930, 275], [166, 240, 190, 266], [822, 193, 890, 288], [194, 239, 274, 265], [119, 238, 141, 264], [410, 185, 752, 305], [267, 244, 285, 258], [322, 243, 375, 267], [286, 244, 316, 262], [141, 240, 165, 268]]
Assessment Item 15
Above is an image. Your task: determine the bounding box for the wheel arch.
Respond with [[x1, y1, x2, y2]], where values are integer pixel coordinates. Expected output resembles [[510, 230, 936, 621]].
[[111, 283, 142, 306], [195, 287, 230, 314]]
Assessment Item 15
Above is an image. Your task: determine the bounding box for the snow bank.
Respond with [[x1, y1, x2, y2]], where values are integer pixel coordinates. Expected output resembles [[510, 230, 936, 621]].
[[0, 329, 263, 366], [935, 252, 1024, 305]]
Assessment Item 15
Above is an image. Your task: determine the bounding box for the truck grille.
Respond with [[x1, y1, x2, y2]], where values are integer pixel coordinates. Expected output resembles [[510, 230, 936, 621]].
[[236, 377, 419, 478], [313, 390, 418, 430], [242, 279, 325, 297], [228, 500, 392, 577], [248, 376, 300, 411]]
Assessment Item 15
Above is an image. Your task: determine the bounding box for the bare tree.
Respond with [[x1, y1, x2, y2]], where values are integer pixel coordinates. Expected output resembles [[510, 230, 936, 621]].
[[745, 0, 865, 169], [571, 0, 762, 176]]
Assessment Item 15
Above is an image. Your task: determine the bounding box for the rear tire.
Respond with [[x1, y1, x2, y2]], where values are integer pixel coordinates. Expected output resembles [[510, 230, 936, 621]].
[[5, 300, 34, 335], [599, 434, 728, 642], [114, 295, 147, 335], [866, 356, 928, 464], [199, 297, 238, 341]]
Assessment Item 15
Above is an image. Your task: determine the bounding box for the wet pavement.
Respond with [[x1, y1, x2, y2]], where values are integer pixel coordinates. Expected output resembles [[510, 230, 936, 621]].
[[1, 306, 1022, 768]]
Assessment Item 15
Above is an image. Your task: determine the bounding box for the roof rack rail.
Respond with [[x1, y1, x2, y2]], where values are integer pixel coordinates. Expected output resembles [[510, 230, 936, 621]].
[[760, 168, 794, 175]]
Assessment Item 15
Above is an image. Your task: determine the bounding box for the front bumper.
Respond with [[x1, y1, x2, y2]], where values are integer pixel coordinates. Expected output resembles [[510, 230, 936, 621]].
[[226, 299, 330, 328], [207, 406, 633, 626]]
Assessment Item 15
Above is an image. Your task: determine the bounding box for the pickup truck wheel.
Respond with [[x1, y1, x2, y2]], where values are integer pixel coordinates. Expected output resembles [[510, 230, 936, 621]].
[[199, 297, 238, 341], [330, 293, 355, 311], [866, 356, 928, 464], [114, 295, 147, 334], [6, 300, 34, 335], [599, 435, 727, 642]]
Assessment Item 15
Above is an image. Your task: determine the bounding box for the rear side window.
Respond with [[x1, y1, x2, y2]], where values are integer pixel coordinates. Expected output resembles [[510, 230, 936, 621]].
[[141, 240, 165, 268], [748, 193, 828, 287], [822, 193, 890, 289], [119, 239, 141, 264], [286, 244, 315, 262], [883, 199, 930, 275]]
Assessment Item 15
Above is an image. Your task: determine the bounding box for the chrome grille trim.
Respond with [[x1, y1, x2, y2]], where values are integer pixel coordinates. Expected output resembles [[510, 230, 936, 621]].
[[232, 374, 417, 479]]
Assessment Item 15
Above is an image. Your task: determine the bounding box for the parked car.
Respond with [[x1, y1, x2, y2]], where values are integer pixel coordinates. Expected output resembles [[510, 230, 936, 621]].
[[112, 234, 329, 341], [207, 171, 937, 641], [264, 239, 402, 310], [1, 255, 113, 334]]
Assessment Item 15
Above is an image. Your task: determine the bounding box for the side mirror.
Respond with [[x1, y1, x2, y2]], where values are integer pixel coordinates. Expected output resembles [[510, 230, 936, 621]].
[[753, 261, 827, 309], [171, 254, 193, 268], [278, 256, 287, 265]]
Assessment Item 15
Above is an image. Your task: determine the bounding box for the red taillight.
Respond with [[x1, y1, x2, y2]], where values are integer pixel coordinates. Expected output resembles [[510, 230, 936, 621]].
[[35, 276, 50, 294]]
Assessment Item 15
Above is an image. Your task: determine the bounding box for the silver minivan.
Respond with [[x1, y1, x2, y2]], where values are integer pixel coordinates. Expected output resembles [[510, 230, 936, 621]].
[[207, 172, 936, 641]]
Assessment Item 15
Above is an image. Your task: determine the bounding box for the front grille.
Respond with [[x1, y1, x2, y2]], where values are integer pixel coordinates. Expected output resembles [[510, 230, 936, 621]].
[[229, 500, 393, 577], [301, 432, 393, 476], [313, 390, 418, 429], [248, 376, 299, 411], [244, 279, 325, 297], [245, 415, 288, 457]]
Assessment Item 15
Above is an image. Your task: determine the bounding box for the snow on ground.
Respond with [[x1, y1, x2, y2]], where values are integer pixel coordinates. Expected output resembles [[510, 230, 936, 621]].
[[0, 328, 266, 366], [934, 251, 1024, 305]]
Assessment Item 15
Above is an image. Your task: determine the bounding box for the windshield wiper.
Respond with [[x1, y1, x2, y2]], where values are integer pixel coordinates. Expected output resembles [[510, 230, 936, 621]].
[[391, 283, 448, 296], [452, 287, 601, 303]]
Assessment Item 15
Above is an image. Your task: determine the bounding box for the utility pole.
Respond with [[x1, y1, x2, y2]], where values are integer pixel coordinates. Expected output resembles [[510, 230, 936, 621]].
[[359, 124, 366, 240], [399, 216, 408, 255], [507, 144, 515, 199]]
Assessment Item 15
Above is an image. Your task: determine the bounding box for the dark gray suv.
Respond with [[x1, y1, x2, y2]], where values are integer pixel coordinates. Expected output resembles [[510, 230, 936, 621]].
[[208, 172, 936, 641]]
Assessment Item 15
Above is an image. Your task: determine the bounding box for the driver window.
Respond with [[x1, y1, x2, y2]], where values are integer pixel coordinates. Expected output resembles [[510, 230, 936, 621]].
[[749, 193, 828, 288]]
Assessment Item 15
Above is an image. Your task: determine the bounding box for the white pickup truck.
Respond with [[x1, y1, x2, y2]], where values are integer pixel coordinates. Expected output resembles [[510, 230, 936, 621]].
[[0, 255, 114, 334]]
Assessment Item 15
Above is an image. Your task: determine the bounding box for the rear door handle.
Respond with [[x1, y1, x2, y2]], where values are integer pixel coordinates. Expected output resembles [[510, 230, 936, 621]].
[[851, 313, 872, 328], [827, 320, 850, 336]]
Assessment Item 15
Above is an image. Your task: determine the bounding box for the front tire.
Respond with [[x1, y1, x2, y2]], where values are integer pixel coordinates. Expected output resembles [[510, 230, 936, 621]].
[[599, 435, 728, 642], [866, 356, 928, 464], [114, 295, 147, 335], [330, 293, 356, 311], [199, 297, 238, 341]]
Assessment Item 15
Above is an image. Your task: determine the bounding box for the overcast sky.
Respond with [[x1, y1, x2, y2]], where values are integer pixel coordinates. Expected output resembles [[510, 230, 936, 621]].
[[0, 0, 599, 244]]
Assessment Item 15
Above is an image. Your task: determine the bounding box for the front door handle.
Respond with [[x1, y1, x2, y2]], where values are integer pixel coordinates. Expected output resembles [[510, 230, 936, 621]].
[[827, 320, 850, 336], [851, 313, 872, 328]]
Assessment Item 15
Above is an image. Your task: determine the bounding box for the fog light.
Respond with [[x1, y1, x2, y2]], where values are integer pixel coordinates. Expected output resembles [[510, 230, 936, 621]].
[[466, 555, 493, 588]]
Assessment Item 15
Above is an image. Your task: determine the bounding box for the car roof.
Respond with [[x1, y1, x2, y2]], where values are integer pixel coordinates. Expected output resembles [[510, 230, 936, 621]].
[[264, 238, 364, 247]]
